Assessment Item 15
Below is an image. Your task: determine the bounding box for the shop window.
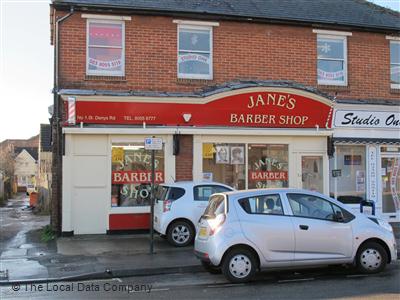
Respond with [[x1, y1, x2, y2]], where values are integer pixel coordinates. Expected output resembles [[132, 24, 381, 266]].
[[87, 20, 124, 76], [111, 143, 164, 207], [239, 194, 284, 215], [202, 143, 245, 189], [178, 25, 212, 79], [329, 145, 366, 204], [317, 35, 347, 86], [248, 144, 288, 189], [390, 41, 400, 89]]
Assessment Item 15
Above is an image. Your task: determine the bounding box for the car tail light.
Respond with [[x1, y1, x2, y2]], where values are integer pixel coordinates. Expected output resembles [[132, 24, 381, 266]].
[[163, 200, 172, 212], [208, 214, 226, 236]]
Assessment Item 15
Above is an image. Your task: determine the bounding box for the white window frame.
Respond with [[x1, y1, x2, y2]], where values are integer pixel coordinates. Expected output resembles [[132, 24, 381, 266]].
[[177, 24, 213, 80], [86, 19, 125, 77], [317, 34, 348, 86], [389, 40, 400, 89]]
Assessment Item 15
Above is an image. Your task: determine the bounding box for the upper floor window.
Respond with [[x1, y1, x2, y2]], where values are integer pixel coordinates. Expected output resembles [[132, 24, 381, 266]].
[[178, 25, 212, 80], [317, 35, 347, 86], [390, 41, 400, 88], [86, 19, 124, 76]]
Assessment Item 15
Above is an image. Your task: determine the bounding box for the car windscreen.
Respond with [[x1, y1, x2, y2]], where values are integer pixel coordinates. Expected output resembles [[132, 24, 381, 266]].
[[202, 194, 226, 219]]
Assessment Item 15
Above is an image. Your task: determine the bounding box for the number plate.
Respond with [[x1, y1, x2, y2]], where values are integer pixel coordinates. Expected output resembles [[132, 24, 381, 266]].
[[199, 227, 208, 237]]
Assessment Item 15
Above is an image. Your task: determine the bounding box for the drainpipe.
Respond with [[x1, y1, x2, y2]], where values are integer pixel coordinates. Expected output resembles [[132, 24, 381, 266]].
[[52, 6, 74, 234]]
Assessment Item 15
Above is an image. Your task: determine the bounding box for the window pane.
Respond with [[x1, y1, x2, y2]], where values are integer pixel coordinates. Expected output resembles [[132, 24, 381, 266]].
[[88, 47, 123, 72], [391, 64, 400, 84], [318, 60, 345, 82], [317, 38, 344, 59], [248, 144, 288, 189], [329, 145, 366, 204], [111, 143, 164, 207], [89, 22, 122, 47], [239, 194, 283, 215], [178, 52, 210, 75], [202, 143, 245, 190], [390, 42, 400, 64], [194, 185, 214, 201], [179, 29, 210, 52], [287, 193, 334, 221]]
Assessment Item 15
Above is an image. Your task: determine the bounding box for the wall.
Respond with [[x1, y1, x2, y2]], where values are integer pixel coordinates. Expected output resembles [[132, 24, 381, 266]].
[[62, 133, 175, 234], [56, 12, 400, 102]]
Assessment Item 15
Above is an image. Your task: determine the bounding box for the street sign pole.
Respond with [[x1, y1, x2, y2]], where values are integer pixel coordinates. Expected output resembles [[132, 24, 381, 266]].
[[150, 148, 155, 255], [144, 136, 163, 255]]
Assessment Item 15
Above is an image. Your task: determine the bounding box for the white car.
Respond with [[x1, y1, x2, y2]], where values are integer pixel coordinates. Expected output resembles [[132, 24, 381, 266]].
[[195, 188, 397, 283], [154, 181, 234, 247]]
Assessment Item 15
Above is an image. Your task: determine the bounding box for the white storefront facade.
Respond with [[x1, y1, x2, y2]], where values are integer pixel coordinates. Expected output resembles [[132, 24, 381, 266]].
[[331, 102, 400, 222]]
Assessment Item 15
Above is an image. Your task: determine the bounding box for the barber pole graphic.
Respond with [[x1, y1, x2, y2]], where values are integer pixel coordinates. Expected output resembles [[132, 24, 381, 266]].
[[390, 158, 400, 211], [68, 97, 76, 125]]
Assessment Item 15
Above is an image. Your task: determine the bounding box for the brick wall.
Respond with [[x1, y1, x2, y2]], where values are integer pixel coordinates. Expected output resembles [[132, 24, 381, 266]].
[[175, 135, 193, 181], [56, 12, 399, 102]]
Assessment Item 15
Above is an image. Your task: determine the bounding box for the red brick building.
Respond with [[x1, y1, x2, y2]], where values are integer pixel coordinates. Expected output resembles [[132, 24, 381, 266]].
[[50, 0, 400, 234]]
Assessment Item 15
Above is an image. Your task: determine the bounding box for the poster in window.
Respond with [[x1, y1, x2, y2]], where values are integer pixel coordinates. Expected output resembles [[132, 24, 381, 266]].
[[215, 146, 229, 164], [344, 155, 361, 165], [230, 146, 244, 165], [202, 143, 214, 159], [356, 170, 365, 192]]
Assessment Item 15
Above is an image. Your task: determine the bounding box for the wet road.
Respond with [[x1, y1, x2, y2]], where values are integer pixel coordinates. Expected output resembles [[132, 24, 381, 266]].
[[1, 263, 399, 299], [0, 194, 50, 280], [0, 194, 49, 252]]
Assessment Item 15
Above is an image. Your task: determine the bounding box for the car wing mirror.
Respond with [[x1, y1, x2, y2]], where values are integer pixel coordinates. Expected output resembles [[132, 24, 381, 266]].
[[334, 211, 344, 222]]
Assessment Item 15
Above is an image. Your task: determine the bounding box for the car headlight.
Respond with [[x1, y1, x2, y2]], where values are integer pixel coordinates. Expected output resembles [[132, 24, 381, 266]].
[[376, 219, 393, 233]]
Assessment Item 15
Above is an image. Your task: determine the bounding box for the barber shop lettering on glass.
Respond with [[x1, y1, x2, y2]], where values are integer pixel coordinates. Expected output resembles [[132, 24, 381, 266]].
[[111, 144, 164, 207], [248, 144, 289, 189]]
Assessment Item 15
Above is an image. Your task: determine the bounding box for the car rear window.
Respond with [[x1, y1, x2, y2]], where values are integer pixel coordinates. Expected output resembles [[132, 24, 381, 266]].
[[202, 194, 226, 219]]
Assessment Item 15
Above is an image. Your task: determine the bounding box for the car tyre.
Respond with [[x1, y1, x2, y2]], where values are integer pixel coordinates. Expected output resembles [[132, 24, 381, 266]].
[[222, 248, 257, 283], [356, 242, 387, 274], [167, 220, 194, 247], [201, 260, 221, 274]]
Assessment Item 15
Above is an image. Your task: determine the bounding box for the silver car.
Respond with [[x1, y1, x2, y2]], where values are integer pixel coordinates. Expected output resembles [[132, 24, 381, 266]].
[[194, 189, 397, 283]]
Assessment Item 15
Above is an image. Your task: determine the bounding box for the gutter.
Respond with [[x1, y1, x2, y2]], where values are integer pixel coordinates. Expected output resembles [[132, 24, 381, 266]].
[[52, 6, 74, 233]]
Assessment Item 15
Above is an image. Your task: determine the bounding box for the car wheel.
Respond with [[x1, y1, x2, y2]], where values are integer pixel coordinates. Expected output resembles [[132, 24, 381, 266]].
[[222, 248, 257, 283], [201, 260, 221, 274], [356, 242, 388, 274], [167, 220, 194, 247]]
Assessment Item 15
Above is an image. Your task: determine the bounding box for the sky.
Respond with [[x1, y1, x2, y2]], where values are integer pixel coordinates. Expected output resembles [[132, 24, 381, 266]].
[[0, 0, 399, 142]]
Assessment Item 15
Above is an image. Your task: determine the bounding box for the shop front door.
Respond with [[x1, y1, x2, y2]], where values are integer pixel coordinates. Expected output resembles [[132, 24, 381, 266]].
[[301, 155, 324, 194], [381, 154, 400, 221]]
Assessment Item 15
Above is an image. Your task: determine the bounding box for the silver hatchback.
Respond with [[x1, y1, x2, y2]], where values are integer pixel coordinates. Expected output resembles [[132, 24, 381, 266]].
[[194, 189, 397, 283]]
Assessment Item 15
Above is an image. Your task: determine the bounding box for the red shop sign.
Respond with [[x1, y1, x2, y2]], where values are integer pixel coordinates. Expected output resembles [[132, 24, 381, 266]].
[[112, 171, 164, 184], [65, 88, 333, 128]]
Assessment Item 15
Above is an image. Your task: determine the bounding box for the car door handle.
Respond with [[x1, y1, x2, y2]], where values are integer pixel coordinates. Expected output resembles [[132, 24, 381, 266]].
[[299, 225, 309, 230]]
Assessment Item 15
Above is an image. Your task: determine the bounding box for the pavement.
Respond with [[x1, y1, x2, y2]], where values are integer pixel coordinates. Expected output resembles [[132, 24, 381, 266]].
[[0, 194, 399, 285], [0, 194, 201, 284]]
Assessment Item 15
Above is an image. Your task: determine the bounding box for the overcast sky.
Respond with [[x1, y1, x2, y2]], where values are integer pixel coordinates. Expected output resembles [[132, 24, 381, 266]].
[[0, 0, 399, 142]]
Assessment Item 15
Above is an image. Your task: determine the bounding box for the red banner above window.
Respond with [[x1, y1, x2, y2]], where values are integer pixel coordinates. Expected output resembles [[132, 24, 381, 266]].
[[65, 89, 333, 129]]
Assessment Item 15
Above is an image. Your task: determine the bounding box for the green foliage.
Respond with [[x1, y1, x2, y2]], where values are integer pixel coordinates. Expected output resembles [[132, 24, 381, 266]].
[[41, 225, 56, 242]]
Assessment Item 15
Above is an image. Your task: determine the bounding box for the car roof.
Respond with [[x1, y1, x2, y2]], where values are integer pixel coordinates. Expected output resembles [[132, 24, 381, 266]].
[[222, 188, 329, 199], [161, 181, 233, 189]]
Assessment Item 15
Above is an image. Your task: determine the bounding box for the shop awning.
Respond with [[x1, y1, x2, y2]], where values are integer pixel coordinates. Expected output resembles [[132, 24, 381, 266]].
[[333, 137, 400, 145]]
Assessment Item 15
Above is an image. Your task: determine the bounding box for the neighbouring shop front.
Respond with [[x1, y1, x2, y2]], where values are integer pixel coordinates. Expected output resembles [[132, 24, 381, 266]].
[[61, 85, 334, 234], [331, 103, 400, 222]]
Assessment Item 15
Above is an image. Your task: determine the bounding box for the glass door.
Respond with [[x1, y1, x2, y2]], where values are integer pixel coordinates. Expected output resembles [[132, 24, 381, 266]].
[[381, 155, 400, 216], [301, 155, 324, 193]]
